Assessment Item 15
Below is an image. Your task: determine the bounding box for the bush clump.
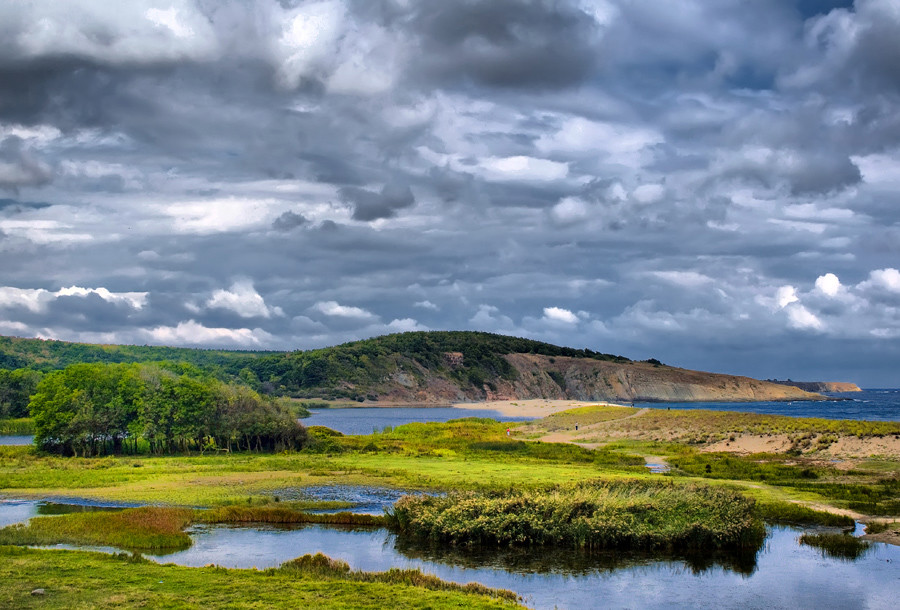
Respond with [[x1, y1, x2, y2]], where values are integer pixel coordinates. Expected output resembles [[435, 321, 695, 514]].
[[388, 479, 765, 552]]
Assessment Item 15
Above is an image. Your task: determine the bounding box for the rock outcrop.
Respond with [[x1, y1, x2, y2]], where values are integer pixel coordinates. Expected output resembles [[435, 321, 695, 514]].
[[768, 380, 862, 393]]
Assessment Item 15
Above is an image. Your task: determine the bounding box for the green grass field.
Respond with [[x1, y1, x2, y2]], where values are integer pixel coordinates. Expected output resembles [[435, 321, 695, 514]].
[[0, 546, 521, 609]]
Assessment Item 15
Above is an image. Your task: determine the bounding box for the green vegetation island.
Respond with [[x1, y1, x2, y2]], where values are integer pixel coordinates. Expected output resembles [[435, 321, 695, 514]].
[[0, 331, 896, 608]]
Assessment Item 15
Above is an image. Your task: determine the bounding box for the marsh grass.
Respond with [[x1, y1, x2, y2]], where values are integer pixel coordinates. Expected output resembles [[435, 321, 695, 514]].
[[864, 521, 891, 534], [280, 552, 519, 602], [0, 418, 34, 435], [670, 453, 900, 516], [388, 479, 765, 552], [598, 408, 900, 441], [670, 452, 821, 482], [798, 532, 871, 560], [0, 506, 193, 550], [201, 506, 387, 527]]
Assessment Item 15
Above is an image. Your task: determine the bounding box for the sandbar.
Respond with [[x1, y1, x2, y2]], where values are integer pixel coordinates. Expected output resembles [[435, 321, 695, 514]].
[[453, 398, 627, 418]]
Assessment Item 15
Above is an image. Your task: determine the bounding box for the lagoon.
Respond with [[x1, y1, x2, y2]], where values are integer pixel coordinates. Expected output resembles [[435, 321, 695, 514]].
[[303, 406, 532, 435]]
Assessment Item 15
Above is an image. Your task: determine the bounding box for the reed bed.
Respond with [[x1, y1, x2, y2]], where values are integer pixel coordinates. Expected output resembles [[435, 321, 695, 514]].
[[0, 506, 193, 550], [0, 417, 34, 435], [280, 552, 519, 602], [388, 479, 765, 552], [798, 532, 871, 560]]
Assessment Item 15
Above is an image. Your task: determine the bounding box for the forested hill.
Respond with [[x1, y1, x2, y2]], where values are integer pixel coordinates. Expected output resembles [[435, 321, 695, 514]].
[[1, 331, 822, 404]]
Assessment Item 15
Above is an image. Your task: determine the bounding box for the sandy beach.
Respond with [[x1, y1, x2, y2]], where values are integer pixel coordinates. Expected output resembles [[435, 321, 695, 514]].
[[453, 398, 627, 418]]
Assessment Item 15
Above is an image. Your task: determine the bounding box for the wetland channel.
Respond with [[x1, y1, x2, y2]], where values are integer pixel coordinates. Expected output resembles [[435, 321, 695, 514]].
[[1, 496, 897, 610]]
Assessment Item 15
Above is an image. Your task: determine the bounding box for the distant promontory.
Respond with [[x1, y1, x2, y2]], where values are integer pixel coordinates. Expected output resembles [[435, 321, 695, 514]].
[[1, 331, 836, 404]]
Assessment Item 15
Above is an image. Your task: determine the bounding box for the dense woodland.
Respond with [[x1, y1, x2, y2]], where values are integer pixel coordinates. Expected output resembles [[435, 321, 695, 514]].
[[27, 362, 306, 456]]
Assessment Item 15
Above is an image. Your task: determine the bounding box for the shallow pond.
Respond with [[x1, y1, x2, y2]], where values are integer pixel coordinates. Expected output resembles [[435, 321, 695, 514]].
[[0, 435, 33, 446], [1, 498, 897, 609], [144, 523, 898, 610], [271, 484, 430, 514], [303, 406, 532, 435]]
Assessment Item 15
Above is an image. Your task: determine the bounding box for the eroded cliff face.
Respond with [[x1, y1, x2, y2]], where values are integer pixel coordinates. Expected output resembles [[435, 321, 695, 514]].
[[494, 354, 824, 402], [371, 353, 825, 403], [769, 381, 862, 393]]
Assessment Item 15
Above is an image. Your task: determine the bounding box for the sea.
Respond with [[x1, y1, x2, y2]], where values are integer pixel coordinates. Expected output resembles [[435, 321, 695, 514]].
[[635, 389, 900, 421]]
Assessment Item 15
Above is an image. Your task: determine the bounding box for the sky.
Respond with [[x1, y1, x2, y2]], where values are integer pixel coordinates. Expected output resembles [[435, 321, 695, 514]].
[[0, 0, 898, 387]]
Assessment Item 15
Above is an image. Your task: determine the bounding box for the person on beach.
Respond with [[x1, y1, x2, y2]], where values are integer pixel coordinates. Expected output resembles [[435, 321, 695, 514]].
[[506, 428, 510, 437]]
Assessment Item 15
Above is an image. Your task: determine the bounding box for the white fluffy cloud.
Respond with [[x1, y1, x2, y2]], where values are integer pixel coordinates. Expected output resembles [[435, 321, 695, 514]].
[[478, 156, 569, 182], [206, 280, 283, 318], [815, 273, 842, 297], [543, 306, 580, 324], [859, 268, 900, 294], [143, 320, 274, 347], [0, 285, 147, 312], [314, 301, 377, 320]]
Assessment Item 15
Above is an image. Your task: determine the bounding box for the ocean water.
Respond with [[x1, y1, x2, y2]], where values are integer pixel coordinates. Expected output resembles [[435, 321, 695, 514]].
[[636, 389, 900, 421]]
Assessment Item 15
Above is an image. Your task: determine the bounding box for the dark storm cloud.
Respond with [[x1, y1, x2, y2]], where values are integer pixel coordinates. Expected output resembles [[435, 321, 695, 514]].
[[0, 0, 898, 385], [0, 199, 51, 213], [272, 210, 310, 231], [408, 0, 601, 89], [341, 182, 416, 221]]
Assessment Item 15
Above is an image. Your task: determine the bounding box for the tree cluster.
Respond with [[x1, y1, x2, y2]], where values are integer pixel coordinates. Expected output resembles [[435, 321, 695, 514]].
[[29, 363, 306, 457]]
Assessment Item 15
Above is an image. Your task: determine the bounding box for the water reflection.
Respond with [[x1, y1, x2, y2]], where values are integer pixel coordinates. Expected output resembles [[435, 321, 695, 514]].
[[143, 523, 898, 610], [393, 535, 761, 576]]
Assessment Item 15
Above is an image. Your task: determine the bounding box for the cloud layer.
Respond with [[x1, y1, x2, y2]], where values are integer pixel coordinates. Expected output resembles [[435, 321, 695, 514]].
[[1, 1, 898, 386]]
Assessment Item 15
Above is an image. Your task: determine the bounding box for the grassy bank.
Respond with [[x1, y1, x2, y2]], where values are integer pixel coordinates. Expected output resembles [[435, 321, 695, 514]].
[[388, 479, 765, 552], [0, 546, 521, 609]]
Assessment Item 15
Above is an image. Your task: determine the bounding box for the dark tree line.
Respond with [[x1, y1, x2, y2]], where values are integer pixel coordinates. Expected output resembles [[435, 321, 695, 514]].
[[28, 363, 306, 457], [0, 368, 42, 418]]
